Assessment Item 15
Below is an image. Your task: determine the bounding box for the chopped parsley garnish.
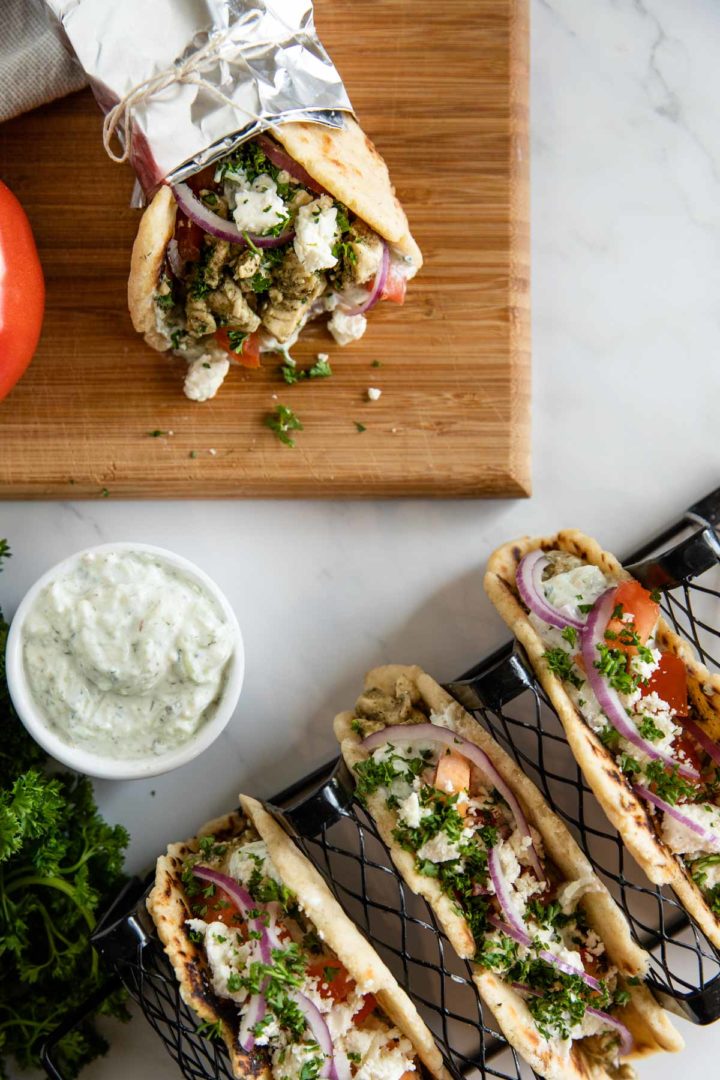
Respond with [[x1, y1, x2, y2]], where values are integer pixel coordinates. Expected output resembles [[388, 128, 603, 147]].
[[643, 760, 699, 805], [226, 330, 249, 354], [280, 357, 332, 384], [265, 405, 303, 447], [354, 421, 367, 433], [543, 647, 584, 689], [691, 853, 720, 888], [148, 429, 169, 438], [637, 716, 665, 742], [650, 588, 662, 603], [599, 724, 620, 751], [593, 644, 638, 695], [578, 602, 594, 614], [249, 270, 272, 293], [561, 626, 578, 648], [353, 746, 431, 803], [618, 752, 641, 778], [197, 1019, 224, 1041]]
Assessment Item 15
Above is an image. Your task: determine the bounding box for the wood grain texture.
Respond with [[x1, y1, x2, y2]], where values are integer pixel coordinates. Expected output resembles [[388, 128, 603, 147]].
[[0, 0, 530, 499]]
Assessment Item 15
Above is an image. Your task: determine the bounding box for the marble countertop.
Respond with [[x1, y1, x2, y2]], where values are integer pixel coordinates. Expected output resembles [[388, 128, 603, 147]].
[[4, 0, 720, 1076]]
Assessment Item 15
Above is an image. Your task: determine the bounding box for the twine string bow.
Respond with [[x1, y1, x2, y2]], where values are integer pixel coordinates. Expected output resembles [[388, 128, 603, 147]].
[[102, 28, 267, 164]]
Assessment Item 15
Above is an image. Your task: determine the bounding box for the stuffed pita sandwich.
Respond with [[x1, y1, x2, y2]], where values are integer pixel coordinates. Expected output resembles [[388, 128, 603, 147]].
[[485, 529, 720, 952], [334, 664, 683, 1080], [147, 795, 449, 1079], [128, 119, 421, 401]]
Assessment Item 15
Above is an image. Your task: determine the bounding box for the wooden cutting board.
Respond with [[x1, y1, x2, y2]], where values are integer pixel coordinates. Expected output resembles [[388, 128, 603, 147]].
[[0, 0, 529, 499]]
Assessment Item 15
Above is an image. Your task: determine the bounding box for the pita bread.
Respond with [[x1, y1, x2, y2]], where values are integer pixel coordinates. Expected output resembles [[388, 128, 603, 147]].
[[147, 798, 450, 1080], [485, 529, 720, 950], [334, 664, 683, 1080], [273, 117, 422, 265], [127, 116, 421, 358], [127, 183, 176, 350]]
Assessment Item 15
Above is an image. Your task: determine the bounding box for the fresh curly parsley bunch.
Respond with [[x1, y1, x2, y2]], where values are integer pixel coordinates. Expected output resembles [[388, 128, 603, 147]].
[[0, 541, 130, 1078]]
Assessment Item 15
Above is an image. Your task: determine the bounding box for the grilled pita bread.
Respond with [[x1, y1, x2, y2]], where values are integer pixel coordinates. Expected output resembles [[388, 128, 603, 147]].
[[334, 664, 683, 1080], [147, 796, 449, 1079], [485, 529, 720, 951]]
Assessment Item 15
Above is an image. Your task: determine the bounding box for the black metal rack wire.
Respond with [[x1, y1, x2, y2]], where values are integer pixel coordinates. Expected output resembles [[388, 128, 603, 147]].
[[42, 486, 720, 1080]]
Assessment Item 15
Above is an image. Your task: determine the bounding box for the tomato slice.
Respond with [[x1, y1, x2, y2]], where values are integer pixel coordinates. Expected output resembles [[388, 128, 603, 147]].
[[381, 266, 407, 305], [605, 581, 659, 655], [306, 960, 354, 1003], [672, 727, 705, 775], [305, 959, 376, 1024], [0, 180, 45, 401], [215, 329, 262, 369], [201, 886, 247, 930], [352, 993, 377, 1026], [642, 652, 689, 716], [434, 750, 471, 804]]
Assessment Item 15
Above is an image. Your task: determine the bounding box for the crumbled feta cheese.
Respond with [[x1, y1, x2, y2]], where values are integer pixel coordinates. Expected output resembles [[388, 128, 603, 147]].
[[367, 387, 382, 401], [227, 171, 287, 235], [344, 1026, 416, 1080], [225, 840, 281, 888], [328, 310, 368, 346], [317, 352, 329, 363], [293, 194, 339, 271], [629, 648, 662, 682], [253, 1015, 282, 1046], [496, 840, 521, 886], [536, 932, 584, 972], [183, 355, 230, 402], [662, 803, 720, 855], [397, 791, 430, 829], [271, 1038, 325, 1079], [417, 832, 462, 864], [544, 565, 609, 613]]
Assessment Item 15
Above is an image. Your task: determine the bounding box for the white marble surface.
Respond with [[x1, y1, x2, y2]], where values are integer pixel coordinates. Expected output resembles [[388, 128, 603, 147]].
[[4, 0, 720, 1075]]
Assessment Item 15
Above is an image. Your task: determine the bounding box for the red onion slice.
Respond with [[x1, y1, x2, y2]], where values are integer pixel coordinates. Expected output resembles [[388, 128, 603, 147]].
[[172, 182, 295, 248], [341, 243, 389, 316], [488, 847, 530, 939], [289, 991, 335, 1078], [517, 550, 585, 630], [511, 984, 633, 1055], [255, 134, 327, 195], [239, 992, 266, 1052], [192, 865, 272, 962], [581, 590, 700, 782], [633, 784, 720, 851], [488, 916, 602, 991], [681, 716, 720, 768], [361, 723, 544, 880]]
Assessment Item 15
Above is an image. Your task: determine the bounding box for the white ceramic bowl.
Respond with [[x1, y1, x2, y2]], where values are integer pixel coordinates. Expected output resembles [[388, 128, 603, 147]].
[[5, 542, 244, 781]]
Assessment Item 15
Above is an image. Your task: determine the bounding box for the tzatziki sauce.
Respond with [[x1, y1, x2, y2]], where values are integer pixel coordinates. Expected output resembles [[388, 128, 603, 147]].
[[21, 549, 237, 759]]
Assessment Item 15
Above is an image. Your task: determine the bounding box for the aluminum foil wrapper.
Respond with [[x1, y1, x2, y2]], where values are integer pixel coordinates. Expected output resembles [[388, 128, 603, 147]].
[[43, 0, 353, 196]]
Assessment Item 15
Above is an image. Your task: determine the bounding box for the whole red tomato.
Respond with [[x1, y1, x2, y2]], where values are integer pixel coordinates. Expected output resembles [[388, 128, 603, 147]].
[[0, 180, 45, 400]]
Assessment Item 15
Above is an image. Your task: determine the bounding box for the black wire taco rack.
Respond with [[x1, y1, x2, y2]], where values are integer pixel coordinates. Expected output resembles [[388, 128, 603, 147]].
[[42, 485, 720, 1080]]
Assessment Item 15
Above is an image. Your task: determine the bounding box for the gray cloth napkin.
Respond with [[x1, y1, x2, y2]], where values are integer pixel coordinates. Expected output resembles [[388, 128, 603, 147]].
[[0, 0, 87, 124]]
